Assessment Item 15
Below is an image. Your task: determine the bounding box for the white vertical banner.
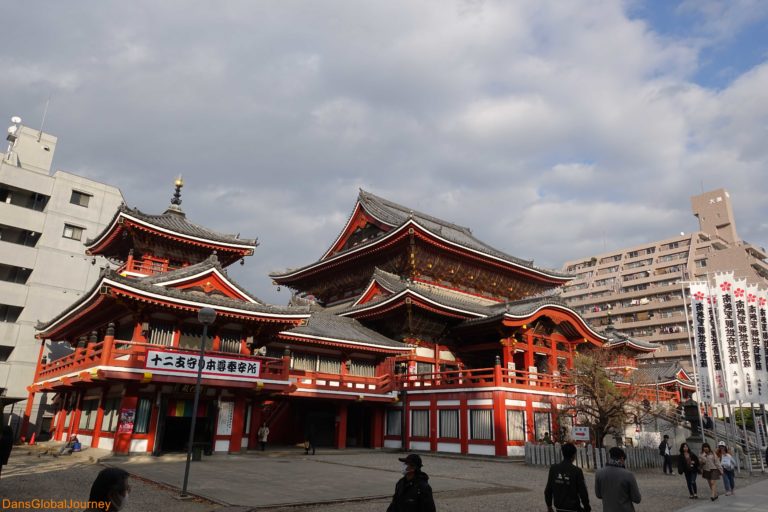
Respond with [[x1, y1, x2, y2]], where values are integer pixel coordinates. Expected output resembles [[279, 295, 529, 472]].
[[758, 290, 768, 406], [714, 272, 744, 404], [690, 282, 714, 403], [707, 290, 727, 403], [747, 284, 768, 404], [733, 277, 758, 402]]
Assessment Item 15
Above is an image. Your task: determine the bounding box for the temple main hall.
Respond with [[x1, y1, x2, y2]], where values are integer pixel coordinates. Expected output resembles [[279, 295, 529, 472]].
[[23, 185, 684, 456]]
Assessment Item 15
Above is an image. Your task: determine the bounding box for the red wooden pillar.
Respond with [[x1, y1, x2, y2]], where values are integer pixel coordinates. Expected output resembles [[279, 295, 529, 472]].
[[68, 392, 84, 441], [429, 397, 438, 452], [493, 360, 507, 456], [371, 407, 384, 449], [114, 386, 139, 454], [90, 387, 109, 448], [20, 338, 48, 440], [403, 398, 411, 451], [145, 393, 160, 454], [229, 395, 246, 453], [53, 404, 67, 441], [525, 400, 535, 442], [459, 396, 469, 454], [335, 402, 348, 449]]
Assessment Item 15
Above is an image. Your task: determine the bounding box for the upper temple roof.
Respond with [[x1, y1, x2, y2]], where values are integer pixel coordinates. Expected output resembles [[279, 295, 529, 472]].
[[86, 204, 258, 257], [270, 189, 572, 281]]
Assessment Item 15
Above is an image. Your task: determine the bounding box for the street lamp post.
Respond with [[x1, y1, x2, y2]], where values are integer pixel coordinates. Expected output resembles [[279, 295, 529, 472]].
[[655, 375, 660, 432], [180, 307, 217, 498]]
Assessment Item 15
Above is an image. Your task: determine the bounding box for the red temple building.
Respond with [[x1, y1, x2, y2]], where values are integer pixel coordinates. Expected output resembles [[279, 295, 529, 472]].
[[24, 186, 684, 456]]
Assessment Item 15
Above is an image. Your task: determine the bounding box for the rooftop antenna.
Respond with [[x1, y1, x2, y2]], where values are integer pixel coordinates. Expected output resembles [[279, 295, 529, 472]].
[[6, 116, 22, 154], [37, 95, 50, 142]]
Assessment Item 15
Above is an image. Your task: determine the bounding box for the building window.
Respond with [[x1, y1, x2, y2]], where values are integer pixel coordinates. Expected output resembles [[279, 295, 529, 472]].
[[348, 360, 376, 377], [386, 409, 402, 436], [506, 410, 526, 441], [133, 398, 153, 434], [178, 324, 213, 351], [100, 397, 121, 433], [219, 331, 242, 353], [62, 224, 85, 241], [439, 410, 459, 438], [0, 346, 13, 361], [70, 190, 92, 208], [416, 362, 434, 375], [0, 263, 32, 285], [470, 409, 493, 440], [78, 399, 99, 430], [411, 410, 429, 437], [534, 412, 551, 441], [0, 304, 23, 323]]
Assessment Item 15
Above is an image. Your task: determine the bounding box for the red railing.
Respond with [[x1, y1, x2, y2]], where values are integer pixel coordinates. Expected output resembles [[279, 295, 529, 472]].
[[120, 259, 180, 276], [35, 339, 288, 383], [396, 367, 573, 392], [290, 370, 393, 395]]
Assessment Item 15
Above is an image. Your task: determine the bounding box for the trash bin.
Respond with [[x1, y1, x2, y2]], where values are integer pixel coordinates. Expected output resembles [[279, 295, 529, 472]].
[[192, 443, 203, 461]]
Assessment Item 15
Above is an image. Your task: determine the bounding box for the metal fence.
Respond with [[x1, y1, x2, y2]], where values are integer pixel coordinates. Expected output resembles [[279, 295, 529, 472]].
[[525, 442, 663, 470]]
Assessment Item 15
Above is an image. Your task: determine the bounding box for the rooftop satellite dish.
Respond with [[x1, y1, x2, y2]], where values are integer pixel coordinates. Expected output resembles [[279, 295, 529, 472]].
[[10, 116, 21, 124]]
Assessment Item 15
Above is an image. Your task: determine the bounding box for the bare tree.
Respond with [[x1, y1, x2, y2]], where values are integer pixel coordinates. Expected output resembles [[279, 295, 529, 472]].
[[561, 348, 658, 448]]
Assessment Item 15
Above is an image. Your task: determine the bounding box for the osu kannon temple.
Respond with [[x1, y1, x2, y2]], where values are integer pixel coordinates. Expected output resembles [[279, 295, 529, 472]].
[[22, 185, 685, 456]]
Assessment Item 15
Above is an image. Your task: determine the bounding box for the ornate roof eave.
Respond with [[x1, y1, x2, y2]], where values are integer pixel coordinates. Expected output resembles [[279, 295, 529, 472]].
[[600, 325, 660, 353], [143, 254, 263, 304], [271, 218, 573, 285], [456, 300, 608, 344], [37, 271, 310, 339], [340, 288, 489, 321], [278, 331, 408, 354], [85, 205, 257, 256]]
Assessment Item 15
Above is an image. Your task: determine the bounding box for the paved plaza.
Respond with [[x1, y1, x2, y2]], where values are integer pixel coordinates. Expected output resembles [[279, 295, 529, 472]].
[[2, 444, 768, 511]]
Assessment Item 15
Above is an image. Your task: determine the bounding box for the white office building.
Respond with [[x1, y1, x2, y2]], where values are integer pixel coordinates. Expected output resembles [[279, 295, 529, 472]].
[[0, 116, 123, 436]]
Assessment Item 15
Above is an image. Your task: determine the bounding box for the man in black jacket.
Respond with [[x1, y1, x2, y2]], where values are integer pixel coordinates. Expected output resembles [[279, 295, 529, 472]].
[[387, 454, 436, 512], [545, 442, 591, 512], [659, 434, 673, 474]]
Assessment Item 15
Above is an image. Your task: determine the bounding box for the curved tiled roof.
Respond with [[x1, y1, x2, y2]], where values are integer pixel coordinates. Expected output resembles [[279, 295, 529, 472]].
[[271, 190, 572, 280], [281, 311, 408, 350], [37, 265, 310, 333], [342, 269, 492, 317], [87, 204, 257, 249], [140, 253, 264, 303], [601, 325, 659, 352]]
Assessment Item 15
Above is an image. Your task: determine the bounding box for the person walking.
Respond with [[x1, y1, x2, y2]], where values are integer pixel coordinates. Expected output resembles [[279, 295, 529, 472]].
[[85, 467, 131, 511], [677, 442, 699, 499], [0, 424, 13, 480], [595, 447, 641, 512], [387, 454, 436, 512], [257, 423, 269, 451], [718, 444, 736, 496], [545, 442, 591, 512], [699, 442, 722, 501], [658, 434, 673, 475]]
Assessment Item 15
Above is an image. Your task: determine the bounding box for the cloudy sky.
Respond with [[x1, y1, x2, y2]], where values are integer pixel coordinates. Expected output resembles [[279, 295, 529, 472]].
[[3, 1, 768, 303]]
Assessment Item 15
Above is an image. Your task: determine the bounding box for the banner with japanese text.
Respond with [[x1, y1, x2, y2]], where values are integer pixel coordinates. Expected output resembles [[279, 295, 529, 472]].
[[689, 282, 715, 403], [747, 283, 768, 402], [145, 349, 261, 381], [714, 273, 746, 404]]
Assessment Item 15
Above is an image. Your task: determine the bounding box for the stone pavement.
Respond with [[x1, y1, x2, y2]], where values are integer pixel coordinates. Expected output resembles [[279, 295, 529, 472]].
[[4, 443, 768, 511], [676, 476, 768, 511]]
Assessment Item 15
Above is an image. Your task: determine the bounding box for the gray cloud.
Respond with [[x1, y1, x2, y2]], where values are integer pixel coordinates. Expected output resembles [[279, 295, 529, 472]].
[[2, 1, 767, 303]]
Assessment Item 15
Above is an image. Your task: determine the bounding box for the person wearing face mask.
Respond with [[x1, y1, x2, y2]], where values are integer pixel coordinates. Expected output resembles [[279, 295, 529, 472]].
[[85, 467, 131, 511], [387, 454, 436, 512]]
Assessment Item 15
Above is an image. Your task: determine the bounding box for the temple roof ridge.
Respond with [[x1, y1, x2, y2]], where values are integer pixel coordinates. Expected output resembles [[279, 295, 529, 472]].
[[86, 203, 258, 249], [282, 309, 408, 350], [36, 266, 310, 334]]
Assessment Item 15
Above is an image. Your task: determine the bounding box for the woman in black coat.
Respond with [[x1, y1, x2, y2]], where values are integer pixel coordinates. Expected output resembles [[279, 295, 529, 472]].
[[0, 425, 14, 479], [678, 442, 700, 499]]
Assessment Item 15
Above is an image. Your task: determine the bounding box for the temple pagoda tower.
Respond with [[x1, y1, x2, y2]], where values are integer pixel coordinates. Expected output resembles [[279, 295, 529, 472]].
[[24, 179, 310, 454]]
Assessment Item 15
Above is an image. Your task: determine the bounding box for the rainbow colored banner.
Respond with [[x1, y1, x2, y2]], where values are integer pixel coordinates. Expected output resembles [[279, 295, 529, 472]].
[[166, 399, 207, 418]]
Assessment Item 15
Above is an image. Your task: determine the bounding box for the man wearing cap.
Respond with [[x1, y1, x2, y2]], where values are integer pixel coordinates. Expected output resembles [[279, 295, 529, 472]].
[[658, 435, 673, 474], [387, 454, 436, 512]]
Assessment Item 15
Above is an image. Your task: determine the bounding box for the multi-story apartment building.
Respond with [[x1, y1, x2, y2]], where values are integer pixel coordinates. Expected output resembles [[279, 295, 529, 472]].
[[0, 116, 123, 435], [561, 189, 768, 368]]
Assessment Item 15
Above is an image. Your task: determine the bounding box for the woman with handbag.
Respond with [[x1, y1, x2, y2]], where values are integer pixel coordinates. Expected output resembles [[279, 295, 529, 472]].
[[699, 443, 722, 501], [677, 443, 699, 499], [718, 444, 736, 495]]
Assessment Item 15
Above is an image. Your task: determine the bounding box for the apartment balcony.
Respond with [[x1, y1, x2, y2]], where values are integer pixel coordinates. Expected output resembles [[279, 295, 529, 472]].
[[0, 201, 46, 233], [31, 337, 291, 392]]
